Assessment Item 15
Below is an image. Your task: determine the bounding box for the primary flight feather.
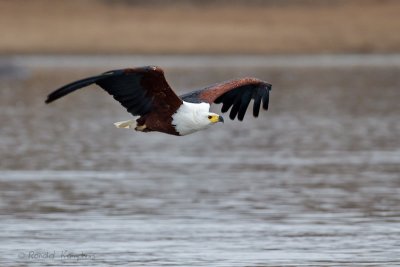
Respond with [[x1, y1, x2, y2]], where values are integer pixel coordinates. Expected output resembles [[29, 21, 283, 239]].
[[46, 66, 272, 136]]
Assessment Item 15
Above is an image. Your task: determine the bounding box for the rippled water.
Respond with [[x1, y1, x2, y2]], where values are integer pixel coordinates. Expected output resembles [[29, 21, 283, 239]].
[[1, 56, 400, 266]]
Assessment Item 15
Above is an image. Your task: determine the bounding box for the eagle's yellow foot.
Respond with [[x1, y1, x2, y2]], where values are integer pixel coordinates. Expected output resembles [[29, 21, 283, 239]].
[[135, 124, 148, 132]]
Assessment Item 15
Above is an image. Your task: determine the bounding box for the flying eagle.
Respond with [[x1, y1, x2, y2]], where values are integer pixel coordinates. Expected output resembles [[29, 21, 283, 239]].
[[46, 66, 271, 136]]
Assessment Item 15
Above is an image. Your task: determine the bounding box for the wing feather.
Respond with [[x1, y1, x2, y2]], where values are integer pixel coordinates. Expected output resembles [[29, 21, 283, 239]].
[[262, 89, 269, 110], [229, 94, 242, 120], [180, 78, 271, 121], [220, 90, 236, 113], [46, 66, 182, 117], [253, 91, 262, 117], [237, 89, 252, 121]]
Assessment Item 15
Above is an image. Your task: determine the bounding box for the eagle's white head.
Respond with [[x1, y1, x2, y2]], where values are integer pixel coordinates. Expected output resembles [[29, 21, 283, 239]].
[[172, 101, 224, 136]]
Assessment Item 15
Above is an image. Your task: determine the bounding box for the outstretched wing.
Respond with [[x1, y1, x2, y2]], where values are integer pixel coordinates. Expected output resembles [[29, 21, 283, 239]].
[[45, 66, 182, 116], [180, 78, 271, 121]]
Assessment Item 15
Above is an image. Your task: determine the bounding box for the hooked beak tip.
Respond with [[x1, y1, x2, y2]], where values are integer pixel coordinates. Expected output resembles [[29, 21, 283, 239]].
[[218, 116, 224, 123]]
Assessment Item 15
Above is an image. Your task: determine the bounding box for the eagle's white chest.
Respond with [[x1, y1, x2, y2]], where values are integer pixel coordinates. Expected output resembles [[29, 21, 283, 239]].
[[172, 101, 211, 136]]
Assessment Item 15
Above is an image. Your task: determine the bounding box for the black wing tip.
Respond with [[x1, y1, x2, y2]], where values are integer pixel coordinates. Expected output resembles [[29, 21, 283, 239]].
[[262, 93, 270, 111], [44, 73, 112, 105], [212, 78, 272, 121], [45, 91, 64, 104], [263, 100, 269, 110]]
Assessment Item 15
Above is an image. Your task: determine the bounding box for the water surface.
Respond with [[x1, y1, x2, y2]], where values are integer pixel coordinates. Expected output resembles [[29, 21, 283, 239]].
[[0, 55, 399, 266]]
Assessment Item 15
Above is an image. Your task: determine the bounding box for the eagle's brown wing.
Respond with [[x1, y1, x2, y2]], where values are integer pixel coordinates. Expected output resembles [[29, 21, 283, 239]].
[[180, 78, 271, 121], [45, 66, 182, 117]]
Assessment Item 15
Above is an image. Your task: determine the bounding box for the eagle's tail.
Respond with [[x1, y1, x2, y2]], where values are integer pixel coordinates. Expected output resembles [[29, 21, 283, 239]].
[[114, 119, 137, 129]]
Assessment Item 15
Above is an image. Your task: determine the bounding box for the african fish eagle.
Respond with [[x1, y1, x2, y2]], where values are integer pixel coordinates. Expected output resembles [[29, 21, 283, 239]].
[[45, 66, 271, 136]]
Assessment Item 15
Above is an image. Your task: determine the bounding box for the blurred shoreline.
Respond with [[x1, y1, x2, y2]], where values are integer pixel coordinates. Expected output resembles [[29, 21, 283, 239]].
[[1, 0, 399, 55], [3, 54, 400, 70]]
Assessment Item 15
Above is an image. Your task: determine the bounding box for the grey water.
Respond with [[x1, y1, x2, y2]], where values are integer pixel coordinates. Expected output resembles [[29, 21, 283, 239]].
[[0, 55, 399, 266]]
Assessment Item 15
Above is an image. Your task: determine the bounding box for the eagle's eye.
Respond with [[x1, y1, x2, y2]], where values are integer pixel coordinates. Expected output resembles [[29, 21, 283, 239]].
[[208, 115, 213, 120]]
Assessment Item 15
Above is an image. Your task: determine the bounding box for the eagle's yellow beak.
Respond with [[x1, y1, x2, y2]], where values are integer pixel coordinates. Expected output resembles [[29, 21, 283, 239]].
[[208, 115, 224, 123]]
